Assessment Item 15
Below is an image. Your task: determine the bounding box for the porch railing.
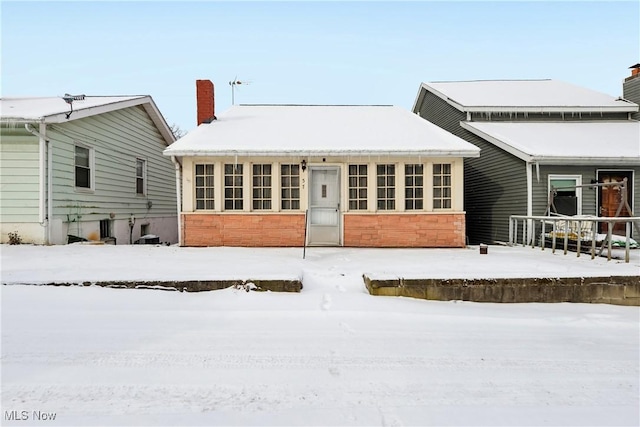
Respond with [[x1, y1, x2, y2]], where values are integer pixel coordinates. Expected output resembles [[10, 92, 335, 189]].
[[508, 215, 640, 263]]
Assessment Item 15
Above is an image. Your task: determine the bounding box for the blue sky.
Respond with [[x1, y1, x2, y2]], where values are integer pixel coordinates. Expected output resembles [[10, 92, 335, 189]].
[[2, 1, 638, 132]]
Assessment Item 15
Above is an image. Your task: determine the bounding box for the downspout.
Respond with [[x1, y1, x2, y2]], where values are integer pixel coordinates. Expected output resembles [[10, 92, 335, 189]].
[[25, 123, 51, 244], [171, 156, 182, 246], [526, 161, 533, 244]]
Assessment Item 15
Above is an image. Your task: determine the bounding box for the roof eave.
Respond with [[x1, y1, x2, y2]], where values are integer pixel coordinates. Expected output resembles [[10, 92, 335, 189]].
[[463, 106, 638, 113], [531, 156, 640, 166], [42, 96, 150, 124], [163, 149, 480, 158]]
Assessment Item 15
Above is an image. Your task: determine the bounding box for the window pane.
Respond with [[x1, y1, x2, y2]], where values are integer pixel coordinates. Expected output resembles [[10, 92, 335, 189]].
[[196, 200, 204, 209], [282, 200, 290, 210], [349, 165, 357, 175], [225, 164, 233, 174], [76, 167, 90, 188], [291, 200, 300, 210], [196, 188, 205, 198], [205, 164, 214, 174], [75, 146, 89, 167], [205, 200, 214, 210], [359, 177, 367, 187], [196, 164, 204, 175]]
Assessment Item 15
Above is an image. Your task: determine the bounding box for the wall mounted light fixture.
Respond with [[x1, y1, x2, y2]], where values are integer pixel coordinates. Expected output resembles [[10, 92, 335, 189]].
[[301, 159, 307, 171]]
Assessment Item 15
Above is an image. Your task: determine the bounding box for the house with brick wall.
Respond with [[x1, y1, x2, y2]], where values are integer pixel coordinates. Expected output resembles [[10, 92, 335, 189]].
[[163, 79, 480, 247]]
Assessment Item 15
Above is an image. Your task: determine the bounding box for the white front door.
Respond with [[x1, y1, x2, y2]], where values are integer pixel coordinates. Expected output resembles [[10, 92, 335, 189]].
[[308, 167, 341, 246]]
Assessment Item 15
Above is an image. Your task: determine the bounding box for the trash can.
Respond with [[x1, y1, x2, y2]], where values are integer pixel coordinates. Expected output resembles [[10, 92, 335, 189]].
[[479, 244, 488, 255]]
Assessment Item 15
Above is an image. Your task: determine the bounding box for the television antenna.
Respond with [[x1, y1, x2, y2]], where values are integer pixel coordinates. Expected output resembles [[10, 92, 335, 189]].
[[229, 77, 251, 105]]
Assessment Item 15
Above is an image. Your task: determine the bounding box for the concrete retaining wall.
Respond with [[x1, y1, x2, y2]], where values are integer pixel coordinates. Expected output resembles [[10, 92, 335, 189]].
[[8, 279, 302, 293], [363, 275, 640, 306]]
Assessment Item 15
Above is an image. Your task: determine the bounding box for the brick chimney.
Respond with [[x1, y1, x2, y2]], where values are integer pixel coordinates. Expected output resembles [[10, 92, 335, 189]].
[[196, 80, 216, 125], [623, 64, 640, 120], [625, 63, 640, 81]]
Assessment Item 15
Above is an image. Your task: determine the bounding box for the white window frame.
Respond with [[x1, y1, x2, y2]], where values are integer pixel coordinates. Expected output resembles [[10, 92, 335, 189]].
[[404, 163, 425, 210], [224, 163, 244, 211], [376, 164, 396, 211], [348, 164, 368, 211], [548, 174, 582, 215], [194, 163, 215, 211], [281, 164, 301, 210], [251, 163, 273, 211], [432, 163, 452, 210], [136, 158, 147, 196], [74, 143, 94, 192]]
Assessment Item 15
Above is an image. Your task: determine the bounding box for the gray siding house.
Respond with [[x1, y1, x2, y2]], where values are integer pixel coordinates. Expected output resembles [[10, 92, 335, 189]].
[[0, 95, 178, 245], [412, 73, 640, 244]]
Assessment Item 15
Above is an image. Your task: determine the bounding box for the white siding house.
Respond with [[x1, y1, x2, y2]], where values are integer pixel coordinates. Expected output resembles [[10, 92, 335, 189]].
[[0, 95, 178, 245]]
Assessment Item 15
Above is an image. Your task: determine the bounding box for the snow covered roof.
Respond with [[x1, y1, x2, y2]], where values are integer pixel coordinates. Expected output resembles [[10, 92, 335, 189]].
[[414, 80, 639, 113], [163, 105, 480, 157], [0, 95, 175, 145], [461, 121, 640, 165]]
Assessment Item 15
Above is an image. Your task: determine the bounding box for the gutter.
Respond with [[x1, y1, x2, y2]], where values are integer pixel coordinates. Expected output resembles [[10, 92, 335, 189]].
[[171, 156, 182, 246], [163, 149, 481, 158], [25, 123, 51, 244]]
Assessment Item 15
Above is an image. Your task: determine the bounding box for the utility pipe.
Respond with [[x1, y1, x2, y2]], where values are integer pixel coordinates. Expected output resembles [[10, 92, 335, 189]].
[[171, 156, 182, 246], [25, 123, 51, 244]]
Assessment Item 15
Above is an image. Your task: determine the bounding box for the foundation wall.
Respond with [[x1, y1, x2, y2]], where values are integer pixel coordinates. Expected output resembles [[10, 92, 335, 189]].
[[344, 213, 466, 247]]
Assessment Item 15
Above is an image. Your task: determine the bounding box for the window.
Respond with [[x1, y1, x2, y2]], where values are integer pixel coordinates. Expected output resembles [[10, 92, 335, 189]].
[[252, 164, 272, 210], [348, 164, 368, 210], [99, 219, 112, 239], [224, 164, 243, 210], [405, 164, 424, 210], [136, 158, 146, 195], [549, 175, 581, 216], [195, 164, 215, 210], [75, 145, 92, 189], [376, 164, 395, 210], [281, 164, 300, 210], [433, 163, 452, 209]]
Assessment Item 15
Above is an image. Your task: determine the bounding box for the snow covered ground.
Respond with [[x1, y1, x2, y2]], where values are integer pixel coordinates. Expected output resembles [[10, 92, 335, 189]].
[[1, 244, 639, 426]]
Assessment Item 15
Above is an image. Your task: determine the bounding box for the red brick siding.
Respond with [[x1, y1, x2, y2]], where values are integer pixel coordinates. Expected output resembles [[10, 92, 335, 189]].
[[183, 213, 305, 247], [183, 212, 465, 248], [344, 213, 466, 248]]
